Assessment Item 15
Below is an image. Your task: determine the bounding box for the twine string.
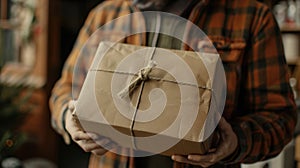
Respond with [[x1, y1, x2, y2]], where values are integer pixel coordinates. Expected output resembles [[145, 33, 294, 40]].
[[118, 60, 157, 98]]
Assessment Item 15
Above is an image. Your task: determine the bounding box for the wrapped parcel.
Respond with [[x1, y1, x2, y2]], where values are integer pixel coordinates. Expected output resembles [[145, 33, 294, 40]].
[[75, 41, 226, 156]]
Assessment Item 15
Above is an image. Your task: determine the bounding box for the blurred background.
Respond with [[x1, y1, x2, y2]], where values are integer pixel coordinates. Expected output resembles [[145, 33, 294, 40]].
[[0, 0, 300, 168], [0, 0, 103, 167]]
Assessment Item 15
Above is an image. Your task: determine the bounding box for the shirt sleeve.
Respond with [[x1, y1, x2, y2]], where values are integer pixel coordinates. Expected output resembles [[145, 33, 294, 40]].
[[48, 0, 137, 145], [49, 9, 97, 144], [227, 5, 297, 164]]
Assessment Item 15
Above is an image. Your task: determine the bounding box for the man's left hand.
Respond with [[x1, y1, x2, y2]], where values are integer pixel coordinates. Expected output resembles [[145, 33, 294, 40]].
[[171, 117, 238, 167]]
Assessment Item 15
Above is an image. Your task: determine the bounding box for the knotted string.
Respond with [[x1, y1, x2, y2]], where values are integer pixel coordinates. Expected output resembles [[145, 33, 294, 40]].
[[118, 60, 157, 98]]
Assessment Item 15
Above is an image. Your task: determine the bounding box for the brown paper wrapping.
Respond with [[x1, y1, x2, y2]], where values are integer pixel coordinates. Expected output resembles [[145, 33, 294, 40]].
[[76, 42, 218, 156]]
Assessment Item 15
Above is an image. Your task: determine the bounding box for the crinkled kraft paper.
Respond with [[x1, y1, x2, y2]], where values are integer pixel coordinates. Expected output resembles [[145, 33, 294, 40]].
[[75, 41, 226, 155]]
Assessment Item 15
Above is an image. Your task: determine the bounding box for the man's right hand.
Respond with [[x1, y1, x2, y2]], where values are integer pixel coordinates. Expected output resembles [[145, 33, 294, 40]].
[[65, 100, 115, 156]]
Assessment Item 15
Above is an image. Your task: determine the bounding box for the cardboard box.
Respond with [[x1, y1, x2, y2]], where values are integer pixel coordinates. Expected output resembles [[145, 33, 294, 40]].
[[75, 42, 226, 156]]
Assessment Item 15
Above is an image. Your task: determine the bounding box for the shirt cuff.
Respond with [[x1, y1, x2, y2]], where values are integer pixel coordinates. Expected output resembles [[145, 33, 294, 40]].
[[53, 103, 71, 145]]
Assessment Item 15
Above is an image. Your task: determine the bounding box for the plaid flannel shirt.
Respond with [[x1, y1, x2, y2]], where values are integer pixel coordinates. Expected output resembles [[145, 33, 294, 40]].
[[49, 0, 297, 167]]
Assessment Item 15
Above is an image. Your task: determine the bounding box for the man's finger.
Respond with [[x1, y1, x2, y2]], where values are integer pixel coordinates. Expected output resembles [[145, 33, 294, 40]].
[[188, 153, 218, 163], [172, 155, 192, 164], [171, 155, 211, 167], [73, 131, 92, 141], [87, 133, 119, 149], [78, 141, 101, 152], [91, 148, 108, 156]]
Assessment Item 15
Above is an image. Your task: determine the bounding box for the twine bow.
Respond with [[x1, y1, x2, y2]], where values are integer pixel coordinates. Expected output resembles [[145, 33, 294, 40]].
[[118, 60, 157, 98]]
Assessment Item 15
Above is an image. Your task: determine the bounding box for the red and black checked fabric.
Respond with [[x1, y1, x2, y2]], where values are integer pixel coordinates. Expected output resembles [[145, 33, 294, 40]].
[[49, 0, 297, 167]]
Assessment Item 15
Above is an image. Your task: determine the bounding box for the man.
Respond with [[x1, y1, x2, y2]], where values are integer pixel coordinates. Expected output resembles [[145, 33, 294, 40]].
[[50, 0, 297, 167]]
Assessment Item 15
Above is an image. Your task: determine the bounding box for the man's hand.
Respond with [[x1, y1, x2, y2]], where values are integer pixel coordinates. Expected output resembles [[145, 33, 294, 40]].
[[171, 117, 238, 167], [65, 100, 116, 156]]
